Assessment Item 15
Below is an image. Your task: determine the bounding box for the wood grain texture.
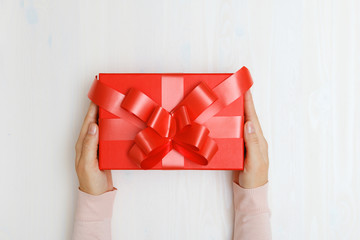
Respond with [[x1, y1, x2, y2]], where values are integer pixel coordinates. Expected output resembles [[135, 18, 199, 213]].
[[0, 0, 359, 239]]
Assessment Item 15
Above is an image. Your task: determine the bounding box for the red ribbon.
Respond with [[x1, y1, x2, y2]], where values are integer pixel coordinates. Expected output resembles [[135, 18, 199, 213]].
[[88, 67, 253, 169]]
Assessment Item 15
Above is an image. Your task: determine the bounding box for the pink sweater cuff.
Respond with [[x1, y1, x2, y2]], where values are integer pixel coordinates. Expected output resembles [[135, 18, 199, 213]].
[[232, 182, 271, 239], [232, 182, 269, 214], [75, 189, 117, 222]]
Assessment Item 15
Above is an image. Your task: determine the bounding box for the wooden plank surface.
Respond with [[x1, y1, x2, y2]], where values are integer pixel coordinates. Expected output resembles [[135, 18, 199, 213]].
[[0, 0, 359, 239]]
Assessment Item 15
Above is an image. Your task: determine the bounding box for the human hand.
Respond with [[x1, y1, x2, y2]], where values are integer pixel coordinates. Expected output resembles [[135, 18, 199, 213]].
[[75, 102, 113, 195], [234, 91, 269, 189]]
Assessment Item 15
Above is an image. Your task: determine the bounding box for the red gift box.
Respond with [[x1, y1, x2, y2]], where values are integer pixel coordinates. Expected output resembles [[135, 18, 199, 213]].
[[88, 67, 253, 170]]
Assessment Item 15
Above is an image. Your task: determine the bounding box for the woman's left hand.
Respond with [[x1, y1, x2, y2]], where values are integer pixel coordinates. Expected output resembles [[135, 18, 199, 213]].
[[75, 102, 113, 195]]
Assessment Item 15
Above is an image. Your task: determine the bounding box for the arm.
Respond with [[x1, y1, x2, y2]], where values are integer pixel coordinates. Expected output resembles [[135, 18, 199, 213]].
[[233, 183, 271, 240], [72, 102, 115, 240], [73, 189, 116, 240], [233, 91, 271, 240]]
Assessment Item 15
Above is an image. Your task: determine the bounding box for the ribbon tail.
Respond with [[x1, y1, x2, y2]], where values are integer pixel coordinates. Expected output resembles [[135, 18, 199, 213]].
[[195, 67, 253, 124]]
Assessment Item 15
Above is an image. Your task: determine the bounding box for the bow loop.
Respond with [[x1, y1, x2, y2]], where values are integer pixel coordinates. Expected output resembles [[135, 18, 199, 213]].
[[172, 105, 191, 131], [173, 137, 218, 166], [173, 82, 218, 121], [135, 127, 169, 155], [121, 88, 157, 122], [130, 127, 172, 169], [147, 106, 175, 138]]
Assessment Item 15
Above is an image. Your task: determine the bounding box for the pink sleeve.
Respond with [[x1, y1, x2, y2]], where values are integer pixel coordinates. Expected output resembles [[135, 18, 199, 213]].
[[233, 182, 271, 240], [72, 189, 117, 240]]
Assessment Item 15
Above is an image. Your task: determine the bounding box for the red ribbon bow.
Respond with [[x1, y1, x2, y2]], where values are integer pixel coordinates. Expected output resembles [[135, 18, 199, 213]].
[[121, 83, 219, 169]]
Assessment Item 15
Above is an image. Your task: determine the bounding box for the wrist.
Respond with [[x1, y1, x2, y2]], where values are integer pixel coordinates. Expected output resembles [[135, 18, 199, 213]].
[[237, 174, 268, 189], [79, 185, 111, 196]]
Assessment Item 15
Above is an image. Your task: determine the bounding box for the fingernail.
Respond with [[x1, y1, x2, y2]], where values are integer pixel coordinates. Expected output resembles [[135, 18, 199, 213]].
[[88, 123, 97, 135], [246, 121, 255, 134]]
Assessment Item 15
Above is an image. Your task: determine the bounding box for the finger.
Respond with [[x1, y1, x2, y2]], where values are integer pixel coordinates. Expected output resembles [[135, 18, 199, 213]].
[[244, 90, 263, 136], [80, 122, 99, 166], [78, 102, 99, 144], [75, 102, 98, 162], [243, 121, 262, 164]]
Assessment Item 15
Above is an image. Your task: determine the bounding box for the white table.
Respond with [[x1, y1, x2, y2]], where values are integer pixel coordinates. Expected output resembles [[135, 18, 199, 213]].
[[1, 0, 359, 239]]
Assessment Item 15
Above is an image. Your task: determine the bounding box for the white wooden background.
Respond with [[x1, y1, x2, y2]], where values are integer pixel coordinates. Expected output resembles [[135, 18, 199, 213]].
[[1, 0, 359, 239]]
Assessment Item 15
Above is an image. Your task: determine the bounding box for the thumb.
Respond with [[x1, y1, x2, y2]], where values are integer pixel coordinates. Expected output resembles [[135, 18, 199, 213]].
[[80, 122, 99, 164], [244, 121, 262, 160]]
